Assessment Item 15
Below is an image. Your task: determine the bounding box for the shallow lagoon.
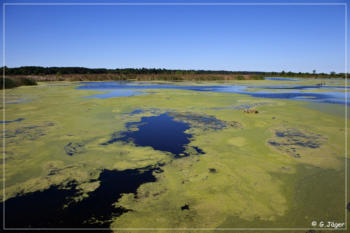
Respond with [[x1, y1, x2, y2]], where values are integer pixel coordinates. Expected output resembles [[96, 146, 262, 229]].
[[1, 80, 348, 232], [102, 113, 192, 157], [77, 80, 349, 106]]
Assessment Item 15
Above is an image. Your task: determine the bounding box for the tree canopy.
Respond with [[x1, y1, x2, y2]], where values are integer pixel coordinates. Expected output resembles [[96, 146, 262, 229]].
[[0, 66, 346, 79]]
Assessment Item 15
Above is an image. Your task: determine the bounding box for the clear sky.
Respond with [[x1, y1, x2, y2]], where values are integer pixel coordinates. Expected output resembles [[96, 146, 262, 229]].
[[1, 0, 349, 73]]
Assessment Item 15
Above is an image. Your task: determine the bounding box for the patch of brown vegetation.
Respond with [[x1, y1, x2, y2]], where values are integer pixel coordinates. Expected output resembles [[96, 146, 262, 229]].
[[243, 109, 259, 114]]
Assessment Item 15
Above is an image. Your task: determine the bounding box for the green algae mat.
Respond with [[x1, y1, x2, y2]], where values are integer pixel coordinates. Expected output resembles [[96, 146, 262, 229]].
[[1, 81, 348, 232]]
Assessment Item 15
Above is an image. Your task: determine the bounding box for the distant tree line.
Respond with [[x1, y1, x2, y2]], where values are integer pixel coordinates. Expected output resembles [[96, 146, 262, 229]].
[[0, 66, 346, 78], [1, 66, 264, 75]]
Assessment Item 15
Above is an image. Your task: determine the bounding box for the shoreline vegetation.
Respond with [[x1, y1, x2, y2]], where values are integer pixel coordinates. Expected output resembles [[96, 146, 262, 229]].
[[1, 66, 348, 89]]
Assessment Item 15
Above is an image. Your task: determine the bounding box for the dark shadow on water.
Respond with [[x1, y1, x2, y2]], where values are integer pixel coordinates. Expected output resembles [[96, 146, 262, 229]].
[[0, 167, 158, 229]]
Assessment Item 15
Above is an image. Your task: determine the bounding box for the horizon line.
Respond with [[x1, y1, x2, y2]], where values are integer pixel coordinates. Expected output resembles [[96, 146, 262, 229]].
[[2, 66, 347, 75]]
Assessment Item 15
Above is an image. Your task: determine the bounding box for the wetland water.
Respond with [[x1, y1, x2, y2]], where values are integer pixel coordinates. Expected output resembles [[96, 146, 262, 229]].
[[1, 167, 158, 228], [102, 113, 192, 157], [1, 79, 348, 230], [77, 81, 349, 105], [0, 118, 24, 124]]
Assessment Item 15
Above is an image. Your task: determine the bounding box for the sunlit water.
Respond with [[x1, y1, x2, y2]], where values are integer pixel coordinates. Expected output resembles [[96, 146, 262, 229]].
[[77, 81, 349, 105]]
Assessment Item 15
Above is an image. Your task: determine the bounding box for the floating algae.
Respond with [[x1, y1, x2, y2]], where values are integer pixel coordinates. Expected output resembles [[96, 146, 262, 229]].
[[64, 142, 85, 156], [169, 112, 231, 130], [268, 128, 327, 158]]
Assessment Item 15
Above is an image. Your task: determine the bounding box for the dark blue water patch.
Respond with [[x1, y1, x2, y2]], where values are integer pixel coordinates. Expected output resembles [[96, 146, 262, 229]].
[[1, 118, 24, 124], [320, 98, 349, 105], [0, 167, 158, 229], [244, 91, 348, 106], [85, 89, 145, 98], [128, 109, 144, 115], [248, 91, 336, 101], [192, 146, 205, 155], [77, 81, 225, 92], [102, 113, 192, 157], [264, 77, 302, 81], [78, 81, 344, 92], [261, 85, 344, 90], [213, 87, 348, 105]]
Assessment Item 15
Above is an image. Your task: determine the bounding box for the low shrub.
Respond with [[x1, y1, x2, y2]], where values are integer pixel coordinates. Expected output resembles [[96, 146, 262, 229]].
[[0, 78, 19, 89], [0, 77, 37, 89], [250, 75, 264, 80], [21, 78, 37, 86]]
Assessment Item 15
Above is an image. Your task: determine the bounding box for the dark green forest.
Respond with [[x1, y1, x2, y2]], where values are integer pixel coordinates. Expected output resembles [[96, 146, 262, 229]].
[[1, 66, 346, 78]]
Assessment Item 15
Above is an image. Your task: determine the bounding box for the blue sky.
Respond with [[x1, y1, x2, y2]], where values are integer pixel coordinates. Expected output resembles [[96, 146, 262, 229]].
[[0, 0, 349, 73]]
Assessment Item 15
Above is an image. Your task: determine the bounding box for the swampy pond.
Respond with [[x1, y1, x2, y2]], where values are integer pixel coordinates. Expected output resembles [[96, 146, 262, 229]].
[[1, 79, 349, 232]]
